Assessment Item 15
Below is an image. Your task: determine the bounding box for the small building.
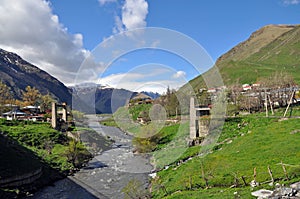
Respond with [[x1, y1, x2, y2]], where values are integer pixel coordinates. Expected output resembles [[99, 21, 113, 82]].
[[129, 93, 153, 106], [2, 110, 27, 120], [242, 84, 252, 91], [207, 88, 217, 93], [21, 105, 40, 115]]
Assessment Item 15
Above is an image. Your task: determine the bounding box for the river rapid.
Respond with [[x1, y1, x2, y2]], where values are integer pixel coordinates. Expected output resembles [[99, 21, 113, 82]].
[[27, 115, 153, 199]]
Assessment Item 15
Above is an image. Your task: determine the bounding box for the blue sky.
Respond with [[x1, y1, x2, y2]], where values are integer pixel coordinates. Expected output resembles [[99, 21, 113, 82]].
[[49, 0, 300, 60], [0, 0, 299, 93]]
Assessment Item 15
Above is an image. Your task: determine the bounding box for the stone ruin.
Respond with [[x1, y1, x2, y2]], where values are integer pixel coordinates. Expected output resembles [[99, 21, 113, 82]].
[[51, 102, 67, 129], [189, 97, 210, 145]]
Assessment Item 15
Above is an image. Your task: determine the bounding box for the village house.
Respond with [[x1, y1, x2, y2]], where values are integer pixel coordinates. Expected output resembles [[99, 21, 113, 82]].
[[1, 105, 44, 121], [129, 93, 153, 106]]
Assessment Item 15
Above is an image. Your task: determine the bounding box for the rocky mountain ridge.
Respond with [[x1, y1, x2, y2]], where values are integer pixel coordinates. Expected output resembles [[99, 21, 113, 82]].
[[0, 48, 72, 104]]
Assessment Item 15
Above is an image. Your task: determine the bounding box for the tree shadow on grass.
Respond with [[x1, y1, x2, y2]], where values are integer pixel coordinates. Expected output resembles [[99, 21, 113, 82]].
[[0, 134, 107, 199]]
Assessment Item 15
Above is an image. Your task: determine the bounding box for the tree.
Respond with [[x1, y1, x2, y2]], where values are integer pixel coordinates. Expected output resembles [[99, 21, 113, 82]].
[[122, 179, 151, 199], [197, 90, 211, 106], [228, 83, 242, 106], [0, 81, 12, 103], [259, 72, 296, 108], [160, 87, 179, 117], [0, 81, 13, 114], [22, 86, 41, 106], [40, 93, 55, 112]]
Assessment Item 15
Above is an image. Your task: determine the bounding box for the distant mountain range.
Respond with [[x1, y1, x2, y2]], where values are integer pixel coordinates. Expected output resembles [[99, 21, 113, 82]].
[[0, 48, 159, 113], [187, 24, 300, 91], [71, 84, 160, 113], [3, 24, 297, 113]]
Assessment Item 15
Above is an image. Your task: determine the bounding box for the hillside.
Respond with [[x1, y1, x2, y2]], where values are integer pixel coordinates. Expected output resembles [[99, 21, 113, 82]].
[[188, 24, 300, 91], [0, 48, 71, 103], [151, 113, 300, 198]]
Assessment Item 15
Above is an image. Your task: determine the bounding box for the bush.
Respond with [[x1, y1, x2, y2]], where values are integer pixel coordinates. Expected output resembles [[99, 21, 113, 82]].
[[122, 179, 151, 199]]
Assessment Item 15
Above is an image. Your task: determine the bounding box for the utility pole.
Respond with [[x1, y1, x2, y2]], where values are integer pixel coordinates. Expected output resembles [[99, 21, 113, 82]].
[[265, 89, 268, 117], [283, 91, 295, 118], [268, 95, 274, 115]]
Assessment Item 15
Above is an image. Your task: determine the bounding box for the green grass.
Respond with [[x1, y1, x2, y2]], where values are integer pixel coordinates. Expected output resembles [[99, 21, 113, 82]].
[[129, 104, 152, 121], [101, 104, 152, 127], [102, 102, 300, 198], [99, 117, 118, 127], [152, 122, 189, 169], [161, 187, 253, 199], [151, 114, 300, 198], [0, 119, 91, 174]]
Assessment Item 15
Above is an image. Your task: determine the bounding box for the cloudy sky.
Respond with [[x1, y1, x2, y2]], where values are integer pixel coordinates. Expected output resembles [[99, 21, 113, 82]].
[[0, 0, 299, 93]]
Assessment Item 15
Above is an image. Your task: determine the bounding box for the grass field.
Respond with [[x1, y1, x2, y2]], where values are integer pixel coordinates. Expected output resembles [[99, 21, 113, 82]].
[[100, 104, 300, 198], [151, 113, 300, 198]]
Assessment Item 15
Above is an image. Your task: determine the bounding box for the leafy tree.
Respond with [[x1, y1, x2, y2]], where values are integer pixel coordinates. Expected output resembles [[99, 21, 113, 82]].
[[156, 87, 179, 117], [22, 86, 41, 106], [40, 93, 55, 112], [0, 81, 13, 114], [196, 90, 211, 106]]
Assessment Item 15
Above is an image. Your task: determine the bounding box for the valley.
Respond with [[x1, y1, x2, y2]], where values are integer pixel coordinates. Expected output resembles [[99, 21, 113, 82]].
[[1, 24, 300, 199]]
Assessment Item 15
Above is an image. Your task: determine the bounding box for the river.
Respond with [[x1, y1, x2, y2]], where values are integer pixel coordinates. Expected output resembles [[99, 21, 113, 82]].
[[27, 115, 153, 199]]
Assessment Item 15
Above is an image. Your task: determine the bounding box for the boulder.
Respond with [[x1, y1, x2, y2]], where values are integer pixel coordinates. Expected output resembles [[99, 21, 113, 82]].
[[290, 182, 300, 191], [251, 189, 273, 198]]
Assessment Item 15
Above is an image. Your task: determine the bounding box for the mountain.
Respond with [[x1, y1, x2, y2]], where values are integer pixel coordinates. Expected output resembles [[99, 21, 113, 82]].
[[141, 91, 160, 99], [71, 85, 138, 114], [0, 48, 71, 103], [187, 24, 300, 91]]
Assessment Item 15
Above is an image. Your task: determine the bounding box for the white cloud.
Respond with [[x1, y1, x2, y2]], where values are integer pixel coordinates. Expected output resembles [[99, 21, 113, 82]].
[[98, 72, 182, 93], [122, 0, 148, 30], [282, 0, 300, 5], [0, 0, 89, 84], [98, 0, 117, 5], [97, 67, 187, 93], [98, 73, 144, 86], [173, 71, 186, 79], [99, 0, 149, 39], [100, 0, 149, 34], [113, 15, 125, 34]]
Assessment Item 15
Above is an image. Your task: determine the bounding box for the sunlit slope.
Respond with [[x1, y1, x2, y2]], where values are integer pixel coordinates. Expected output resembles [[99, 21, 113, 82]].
[[185, 24, 300, 91]]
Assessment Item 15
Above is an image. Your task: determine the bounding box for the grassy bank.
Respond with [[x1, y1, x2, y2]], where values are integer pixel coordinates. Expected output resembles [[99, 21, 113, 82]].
[[151, 115, 300, 198], [0, 119, 92, 197]]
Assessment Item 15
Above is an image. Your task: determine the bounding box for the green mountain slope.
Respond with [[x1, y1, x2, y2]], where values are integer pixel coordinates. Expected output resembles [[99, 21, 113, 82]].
[[188, 24, 300, 91]]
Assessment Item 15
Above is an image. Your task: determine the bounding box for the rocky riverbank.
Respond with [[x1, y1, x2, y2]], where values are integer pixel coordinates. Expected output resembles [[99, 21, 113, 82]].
[[251, 182, 300, 198], [27, 115, 153, 199]]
